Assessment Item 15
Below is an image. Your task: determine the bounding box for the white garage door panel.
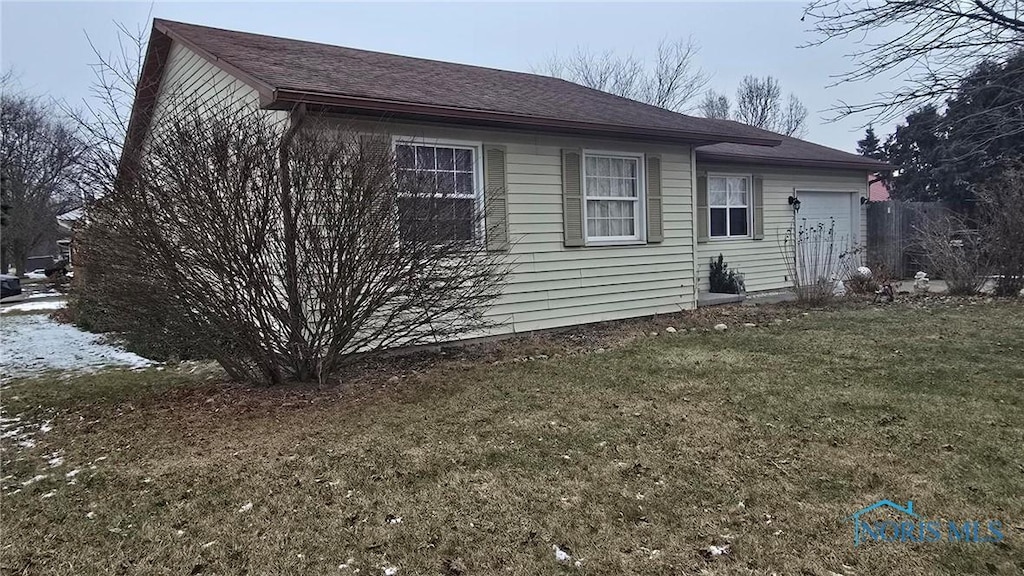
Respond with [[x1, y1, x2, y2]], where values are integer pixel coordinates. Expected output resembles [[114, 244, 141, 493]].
[[797, 192, 855, 249], [796, 191, 856, 282]]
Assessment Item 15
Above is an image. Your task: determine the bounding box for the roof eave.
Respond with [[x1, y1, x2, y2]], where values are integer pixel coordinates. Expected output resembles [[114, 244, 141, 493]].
[[154, 19, 277, 106], [696, 151, 893, 172], [116, 26, 174, 191], [270, 88, 784, 147]]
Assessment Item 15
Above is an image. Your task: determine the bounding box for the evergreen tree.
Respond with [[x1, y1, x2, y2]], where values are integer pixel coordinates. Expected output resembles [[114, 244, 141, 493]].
[[856, 126, 883, 160]]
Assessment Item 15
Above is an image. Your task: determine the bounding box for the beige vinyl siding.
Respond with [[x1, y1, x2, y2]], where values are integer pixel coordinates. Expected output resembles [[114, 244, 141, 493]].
[[499, 143, 695, 333], [151, 42, 286, 128], [695, 163, 869, 293], [330, 119, 695, 336]]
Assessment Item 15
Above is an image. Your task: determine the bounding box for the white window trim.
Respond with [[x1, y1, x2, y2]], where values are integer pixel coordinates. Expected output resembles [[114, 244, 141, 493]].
[[582, 149, 647, 246], [391, 136, 486, 243], [707, 172, 752, 240]]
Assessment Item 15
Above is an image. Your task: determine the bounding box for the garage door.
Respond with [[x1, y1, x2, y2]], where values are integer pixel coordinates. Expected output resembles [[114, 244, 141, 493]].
[[795, 191, 856, 283]]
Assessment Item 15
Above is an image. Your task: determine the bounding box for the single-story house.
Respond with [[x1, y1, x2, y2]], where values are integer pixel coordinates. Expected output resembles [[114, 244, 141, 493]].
[[125, 19, 890, 336]]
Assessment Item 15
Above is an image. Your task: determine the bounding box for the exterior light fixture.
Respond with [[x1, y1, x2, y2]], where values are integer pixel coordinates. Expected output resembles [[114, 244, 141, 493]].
[[788, 195, 801, 211]]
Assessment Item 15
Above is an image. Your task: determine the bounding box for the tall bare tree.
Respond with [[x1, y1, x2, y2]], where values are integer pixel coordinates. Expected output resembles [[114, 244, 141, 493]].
[[0, 93, 84, 275], [779, 94, 809, 138], [535, 37, 710, 112], [803, 0, 1024, 129], [698, 89, 731, 119], [733, 75, 808, 137]]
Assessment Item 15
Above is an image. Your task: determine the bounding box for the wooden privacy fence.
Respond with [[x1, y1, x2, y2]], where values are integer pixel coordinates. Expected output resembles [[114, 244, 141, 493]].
[[866, 201, 957, 279]]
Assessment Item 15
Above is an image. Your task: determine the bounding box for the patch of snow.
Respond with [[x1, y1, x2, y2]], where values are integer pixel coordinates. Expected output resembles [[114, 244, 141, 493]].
[[27, 291, 60, 300], [22, 474, 48, 486], [0, 300, 66, 314], [701, 543, 731, 558], [382, 566, 398, 576], [65, 469, 81, 478], [665, 327, 677, 333], [713, 323, 728, 331], [552, 545, 572, 563], [238, 501, 253, 513], [40, 490, 57, 499], [386, 516, 402, 524], [48, 456, 64, 467], [86, 511, 96, 519], [0, 313, 154, 379], [39, 421, 52, 433]]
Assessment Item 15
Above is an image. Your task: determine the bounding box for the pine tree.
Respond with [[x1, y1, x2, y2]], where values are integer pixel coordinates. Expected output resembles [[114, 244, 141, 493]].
[[857, 126, 883, 160]]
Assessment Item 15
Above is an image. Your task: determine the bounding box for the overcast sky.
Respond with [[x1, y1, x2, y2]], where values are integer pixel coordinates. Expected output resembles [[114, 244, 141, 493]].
[[2, 1, 901, 151]]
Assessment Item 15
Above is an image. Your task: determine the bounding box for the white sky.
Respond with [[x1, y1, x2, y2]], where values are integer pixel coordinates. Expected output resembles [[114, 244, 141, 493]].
[[1, 1, 903, 151]]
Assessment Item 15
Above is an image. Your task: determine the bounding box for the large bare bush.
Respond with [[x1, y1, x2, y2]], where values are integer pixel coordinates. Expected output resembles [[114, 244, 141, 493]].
[[977, 162, 1024, 296], [913, 210, 989, 295], [78, 101, 508, 384]]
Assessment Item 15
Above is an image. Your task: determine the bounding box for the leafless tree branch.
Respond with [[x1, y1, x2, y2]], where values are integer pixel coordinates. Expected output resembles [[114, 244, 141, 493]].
[[534, 37, 710, 112], [803, 0, 1024, 125]]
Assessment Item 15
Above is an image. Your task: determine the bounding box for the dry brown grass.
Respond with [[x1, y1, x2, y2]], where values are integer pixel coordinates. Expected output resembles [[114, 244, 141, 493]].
[[1, 299, 1023, 575]]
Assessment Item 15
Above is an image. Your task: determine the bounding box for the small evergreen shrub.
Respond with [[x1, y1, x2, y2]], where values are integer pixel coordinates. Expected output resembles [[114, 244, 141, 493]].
[[709, 254, 744, 294]]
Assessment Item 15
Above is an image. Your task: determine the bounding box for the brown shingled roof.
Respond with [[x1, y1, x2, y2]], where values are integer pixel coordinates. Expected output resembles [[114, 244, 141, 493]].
[[697, 125, 892, 171], [150, 19, 783, 147]]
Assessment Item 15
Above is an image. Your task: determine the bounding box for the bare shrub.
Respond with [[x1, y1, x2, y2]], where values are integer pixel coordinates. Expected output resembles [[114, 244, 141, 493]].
[[977, 163, 1024, 296], [912, 210, 989, 295], [781, 218, 856, 304], [837, 246, 878, 294], [76, 100, 509, 385]]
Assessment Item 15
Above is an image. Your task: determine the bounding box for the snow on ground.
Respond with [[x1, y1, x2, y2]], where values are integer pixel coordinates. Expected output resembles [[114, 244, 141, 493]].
[[27, 291, 61, 300], [1, 312, 153, 379], [0, 300, 67, 314]]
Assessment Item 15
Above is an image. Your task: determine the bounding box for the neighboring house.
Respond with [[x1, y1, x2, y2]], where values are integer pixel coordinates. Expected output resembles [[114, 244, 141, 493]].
[[868, 176, 891, 201], [125, 19, 889, 337], [56, 208, 81, 266]]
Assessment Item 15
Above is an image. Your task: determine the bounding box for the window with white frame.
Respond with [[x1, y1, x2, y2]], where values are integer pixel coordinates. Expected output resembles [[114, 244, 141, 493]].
[[584, 152, 644, 242], [395, 142, 479, 242], [708, 175, 749, 238]]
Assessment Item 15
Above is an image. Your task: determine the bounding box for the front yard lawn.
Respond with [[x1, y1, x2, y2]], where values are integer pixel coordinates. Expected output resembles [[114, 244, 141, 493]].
[[2, 300, 1022, 575]]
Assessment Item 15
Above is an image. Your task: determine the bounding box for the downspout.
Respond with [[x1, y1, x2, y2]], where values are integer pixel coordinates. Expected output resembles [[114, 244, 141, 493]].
[[690, 146, 699, 308], [279, 103, 309, 381]]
